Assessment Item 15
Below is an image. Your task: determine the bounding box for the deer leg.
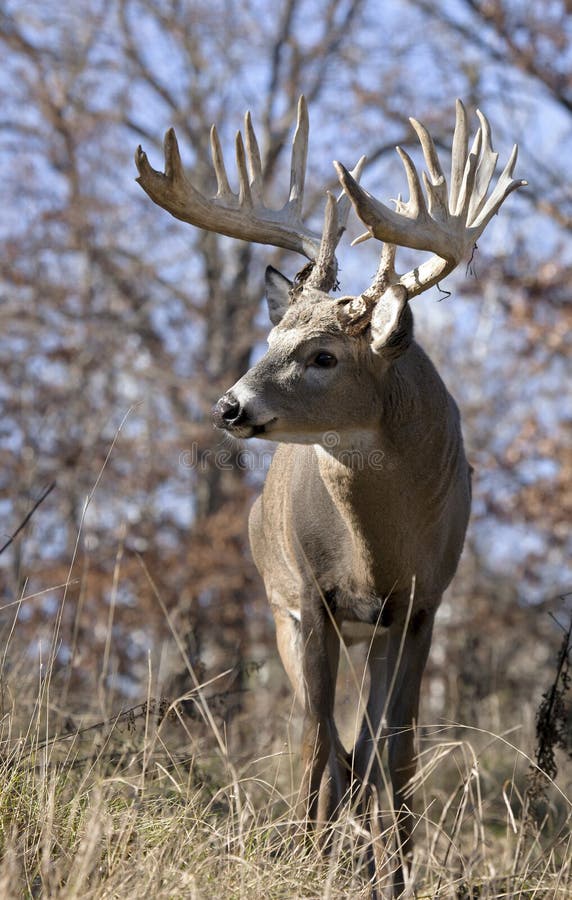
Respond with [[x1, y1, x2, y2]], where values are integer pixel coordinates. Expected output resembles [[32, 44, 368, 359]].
[[273, 604, 345, 827], [319, 610, 350, 825], [273, 606, 305, 707], [298, 601, 342, 825], [385, 607, 435, 895], [352, 631, 389, 793], [347, 633, 389, 890]]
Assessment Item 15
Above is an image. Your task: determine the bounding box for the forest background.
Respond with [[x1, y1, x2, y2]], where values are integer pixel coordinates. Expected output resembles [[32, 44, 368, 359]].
[[0, 1, 570, 896]]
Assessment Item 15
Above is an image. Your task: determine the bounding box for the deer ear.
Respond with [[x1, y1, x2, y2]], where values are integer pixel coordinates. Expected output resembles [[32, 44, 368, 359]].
[[370, 285, 412, 359], [265, 266, 292, 325]]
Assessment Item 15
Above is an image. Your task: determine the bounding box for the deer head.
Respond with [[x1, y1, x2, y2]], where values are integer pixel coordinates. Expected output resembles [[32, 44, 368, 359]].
[[135, 98, 525, 447]]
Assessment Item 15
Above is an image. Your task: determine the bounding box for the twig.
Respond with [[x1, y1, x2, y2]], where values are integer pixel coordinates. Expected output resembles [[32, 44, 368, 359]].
[[0, 481, 56, 556]]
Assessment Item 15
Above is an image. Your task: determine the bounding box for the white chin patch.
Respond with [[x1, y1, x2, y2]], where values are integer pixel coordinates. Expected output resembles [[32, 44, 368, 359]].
[[264, 431, 323, 445]]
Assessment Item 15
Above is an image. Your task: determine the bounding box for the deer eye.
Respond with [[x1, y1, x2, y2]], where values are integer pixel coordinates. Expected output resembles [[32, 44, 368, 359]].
[[311, 351, 337, 368]]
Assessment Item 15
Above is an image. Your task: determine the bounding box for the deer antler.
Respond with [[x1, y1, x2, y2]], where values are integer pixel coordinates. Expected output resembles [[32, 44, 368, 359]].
[[335, 100, 527, 299], [135, 96, 364, 282]]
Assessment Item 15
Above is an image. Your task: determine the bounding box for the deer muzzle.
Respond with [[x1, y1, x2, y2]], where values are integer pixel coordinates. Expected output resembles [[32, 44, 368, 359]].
[[212, 392, 246, 429]]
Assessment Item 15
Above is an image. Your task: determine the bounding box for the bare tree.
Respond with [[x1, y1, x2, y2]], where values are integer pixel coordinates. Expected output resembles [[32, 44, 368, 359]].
[[0, 0, 569, 750]]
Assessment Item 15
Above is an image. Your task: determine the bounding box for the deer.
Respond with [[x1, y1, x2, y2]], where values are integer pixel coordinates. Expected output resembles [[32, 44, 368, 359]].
[[135, 97, 525, 894]]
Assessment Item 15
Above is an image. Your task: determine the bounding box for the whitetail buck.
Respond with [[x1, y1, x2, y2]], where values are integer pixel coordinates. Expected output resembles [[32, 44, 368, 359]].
[[136, 98, 525, 893]]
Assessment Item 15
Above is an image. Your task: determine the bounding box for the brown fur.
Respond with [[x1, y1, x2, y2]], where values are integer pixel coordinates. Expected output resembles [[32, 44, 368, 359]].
[[216, 283, 471, 893]]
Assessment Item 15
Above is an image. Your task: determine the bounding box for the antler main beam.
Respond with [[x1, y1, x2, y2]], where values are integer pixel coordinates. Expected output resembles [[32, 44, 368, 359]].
[[335, 99, 527, 299], [135, 97, 321, 259], [135, 96, 363, 269]]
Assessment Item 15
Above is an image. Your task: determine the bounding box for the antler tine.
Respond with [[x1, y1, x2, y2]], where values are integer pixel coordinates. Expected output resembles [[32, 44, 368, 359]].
[[244, 110, 264, 204], [450, 99, 469, 215], [336, 154, 367, 231], [409, 117, 448, 220], [472, 143, 527, 231], [395, 146, 428, 218], [334, 161, 417, 250], [456, 127, 482, 222], [163, 127, 184, 181], [468, 109, 498, 223], [335, 99, 527, 300], [135, 97, 322, 260], [362, 242, 398, 302], [305, 156, 366, 292], [289, 95, 309, 215], [210, 124, 233, 199], [305, 192, 339, 290], [235, 130, 253, 207], [135, 128, 205, 218]]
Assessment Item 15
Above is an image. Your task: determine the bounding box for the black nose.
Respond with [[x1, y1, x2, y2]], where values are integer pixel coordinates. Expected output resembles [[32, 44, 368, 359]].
[[213, 393, 245, 428]]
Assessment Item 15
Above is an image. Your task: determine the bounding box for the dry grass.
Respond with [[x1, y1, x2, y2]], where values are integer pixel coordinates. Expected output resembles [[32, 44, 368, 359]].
[[1, 502, 570, 898], [0, 626, 570, 900]]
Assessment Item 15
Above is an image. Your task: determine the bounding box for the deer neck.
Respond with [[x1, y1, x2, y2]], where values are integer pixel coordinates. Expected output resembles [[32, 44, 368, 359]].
[[314, 429, 405, 589], [313, 362, 456, 592]]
